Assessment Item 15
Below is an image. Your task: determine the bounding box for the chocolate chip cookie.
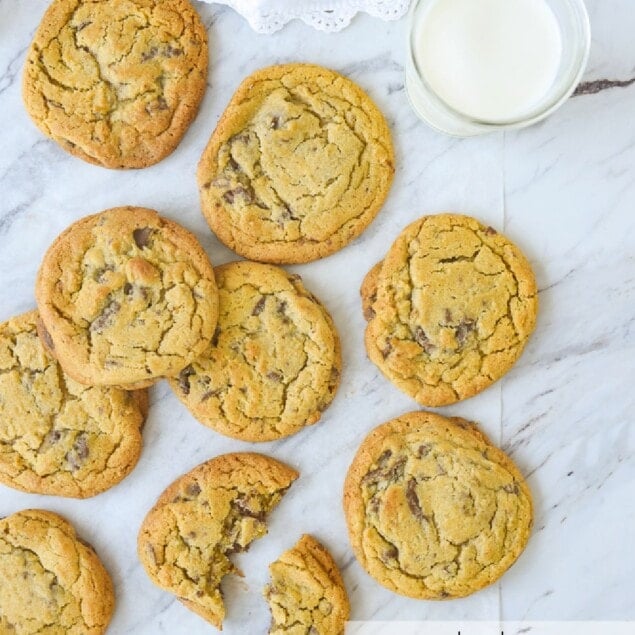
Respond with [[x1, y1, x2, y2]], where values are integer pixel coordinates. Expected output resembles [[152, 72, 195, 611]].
[[197, 63, 395, 263], [265, 534, 350, 635], [0, 509, 114, 634], [170, 261, 341, 442], [23, 0, 208, 169], [363, 214, 538, 406], [138, 453, 298, 629], [36, 206, 219, 387], [343, 411, 533, 599], [0, 311, 146, 498]]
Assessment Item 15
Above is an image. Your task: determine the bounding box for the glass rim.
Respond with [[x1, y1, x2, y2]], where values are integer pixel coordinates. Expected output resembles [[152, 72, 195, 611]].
[[406, 0, 592, 130]]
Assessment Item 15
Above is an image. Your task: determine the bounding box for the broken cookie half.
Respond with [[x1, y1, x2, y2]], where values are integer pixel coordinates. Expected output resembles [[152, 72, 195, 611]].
[[137, 452, 298, 629], [265, 534, 350, 635]]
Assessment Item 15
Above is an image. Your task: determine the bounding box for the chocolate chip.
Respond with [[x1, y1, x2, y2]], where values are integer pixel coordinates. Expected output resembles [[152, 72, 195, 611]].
[[211, 327, 221, 347], [164, 45, 183, 57], [417, 444, 431, 458], [270, 116, 280, 129], [485, 226, 497, 235], [383, 545, 399, 562], [133, 227, 153, 249], [75, 436, 89, 460], [277, 300, 291, 323], [178, 365, 195, 395], [267, 371, 283, 382], [124, 283, 133, 296], [41, 430, 62, 450], [503, 483, 520, 494], [455, 319, 475, 346], [406, 478, 426, 522], [414, 327, 436, 354], [141, 47, 158, 61], [65, 434, 89, 471], [95, 265, 113, 283], [380, 341, 393, 358], [186, 483, 201, 497], [252, 296, 266, 316], [232, 496, 265, 521], [223, 186, 253, 205], [362, 456, 406, 486], [90, 301, 120, 333]]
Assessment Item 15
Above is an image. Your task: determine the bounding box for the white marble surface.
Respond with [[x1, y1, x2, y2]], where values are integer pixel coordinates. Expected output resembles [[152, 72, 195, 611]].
[[0, 1, 633, 632]]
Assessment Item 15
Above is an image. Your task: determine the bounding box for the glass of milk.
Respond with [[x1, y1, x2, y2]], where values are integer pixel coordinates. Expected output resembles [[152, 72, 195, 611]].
[[406, 0, 591, 136]]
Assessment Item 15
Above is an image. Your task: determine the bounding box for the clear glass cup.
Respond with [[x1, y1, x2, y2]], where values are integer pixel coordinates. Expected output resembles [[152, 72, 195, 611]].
[[405, 0, 591, 136]]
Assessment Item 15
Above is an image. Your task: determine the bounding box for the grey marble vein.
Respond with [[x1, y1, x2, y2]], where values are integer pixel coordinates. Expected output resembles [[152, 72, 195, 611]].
[[574, 76, 635, 96]]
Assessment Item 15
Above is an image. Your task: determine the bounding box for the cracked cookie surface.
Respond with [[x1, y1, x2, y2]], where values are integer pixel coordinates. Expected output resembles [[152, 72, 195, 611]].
[[0, 311, 146, 498], [23, 0, 208, 169], [0, 509, 114, 634], [265, 534, 350, 635], [343, 411, 533, 599], [170, 261, 341, 442], [197, 63, 395, 263], [36, 206, 219, 387], [138, 452, 298, 629], [363, 214, 538, 406]]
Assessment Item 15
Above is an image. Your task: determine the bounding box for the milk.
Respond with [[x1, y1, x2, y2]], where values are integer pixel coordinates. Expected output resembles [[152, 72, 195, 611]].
[[414, 0, 563, 122]]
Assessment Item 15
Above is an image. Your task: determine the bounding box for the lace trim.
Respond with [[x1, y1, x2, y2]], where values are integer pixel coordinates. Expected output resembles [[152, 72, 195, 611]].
[[208, 0, 411, 33]]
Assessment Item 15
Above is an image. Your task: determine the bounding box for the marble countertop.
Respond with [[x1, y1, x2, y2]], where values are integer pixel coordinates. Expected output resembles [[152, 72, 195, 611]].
[[0, 1, 633, 633]]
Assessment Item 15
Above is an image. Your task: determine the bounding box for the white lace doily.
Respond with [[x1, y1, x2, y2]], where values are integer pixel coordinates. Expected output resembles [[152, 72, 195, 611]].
[[203, 0, 412, 33]]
